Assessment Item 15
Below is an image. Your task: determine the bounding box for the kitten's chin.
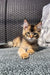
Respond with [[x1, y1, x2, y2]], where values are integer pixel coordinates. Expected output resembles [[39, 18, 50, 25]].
[[26, 38, 37, 43]]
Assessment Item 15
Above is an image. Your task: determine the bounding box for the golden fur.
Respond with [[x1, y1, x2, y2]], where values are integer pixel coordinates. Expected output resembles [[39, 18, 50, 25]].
[[11, 19, 42, 59]]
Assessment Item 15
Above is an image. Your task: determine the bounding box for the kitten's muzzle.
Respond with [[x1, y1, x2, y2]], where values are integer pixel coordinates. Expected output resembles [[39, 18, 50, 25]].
[[30, 35, 33, 38]]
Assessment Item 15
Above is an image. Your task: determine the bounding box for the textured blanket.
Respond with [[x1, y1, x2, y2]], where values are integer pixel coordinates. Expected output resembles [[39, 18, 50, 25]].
[[38, 4, 50, 47], [0, 47, 50, 75]]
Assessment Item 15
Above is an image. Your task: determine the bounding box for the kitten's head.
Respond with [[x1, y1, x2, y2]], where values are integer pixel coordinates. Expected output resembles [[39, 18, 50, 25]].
[[22, 19, 42, 43]]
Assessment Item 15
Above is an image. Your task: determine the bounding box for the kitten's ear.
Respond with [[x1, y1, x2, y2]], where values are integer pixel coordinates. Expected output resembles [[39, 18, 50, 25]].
[[37, 22, 42, 29], [34, 22, 42, 32], [23, 19, 29, 29]]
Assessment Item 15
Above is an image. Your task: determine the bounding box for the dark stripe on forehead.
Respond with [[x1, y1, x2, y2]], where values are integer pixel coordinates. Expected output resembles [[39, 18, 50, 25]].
[[30, 25, 34, 32]]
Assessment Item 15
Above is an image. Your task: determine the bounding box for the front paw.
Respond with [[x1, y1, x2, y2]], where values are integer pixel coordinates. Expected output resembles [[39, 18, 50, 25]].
[[27, 49, 35, 54], [21, 53, 29, 59]]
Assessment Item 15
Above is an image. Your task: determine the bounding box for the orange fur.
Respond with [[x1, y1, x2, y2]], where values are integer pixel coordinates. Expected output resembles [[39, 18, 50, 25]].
[[11, 20, 41, 59], [13, 37, 21, 47]]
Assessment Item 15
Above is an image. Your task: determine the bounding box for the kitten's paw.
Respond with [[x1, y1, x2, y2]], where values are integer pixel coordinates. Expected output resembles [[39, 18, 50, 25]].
[[27, 49, 35, 54], [21, 53, 29, 59]]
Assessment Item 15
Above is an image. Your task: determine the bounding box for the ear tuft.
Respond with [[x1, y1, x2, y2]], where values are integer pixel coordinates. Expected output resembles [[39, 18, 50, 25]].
[[23, 19, 29, 29], [24, 19, 28, 23]]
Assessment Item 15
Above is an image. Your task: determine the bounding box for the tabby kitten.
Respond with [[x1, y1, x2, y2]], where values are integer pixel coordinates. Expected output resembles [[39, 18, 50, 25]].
[[0, 19, 42, 59], [12, 19, 42, 59]]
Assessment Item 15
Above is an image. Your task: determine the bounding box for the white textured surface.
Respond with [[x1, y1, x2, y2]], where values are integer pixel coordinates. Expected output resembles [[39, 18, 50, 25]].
[[38, 4, 50, 47]]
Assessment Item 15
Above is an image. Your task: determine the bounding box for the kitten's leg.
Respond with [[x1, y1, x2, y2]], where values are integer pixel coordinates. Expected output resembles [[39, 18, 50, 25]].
[[27, 49, 35, 54], [13, 37, 21, 47], [18, 48, 29, 59], [13, 42, 20, 47], [13, 42, 17, 47]]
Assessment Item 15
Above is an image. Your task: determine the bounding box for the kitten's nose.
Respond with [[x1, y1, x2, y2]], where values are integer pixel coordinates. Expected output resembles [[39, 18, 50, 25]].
[[30, 35, 33, 38]]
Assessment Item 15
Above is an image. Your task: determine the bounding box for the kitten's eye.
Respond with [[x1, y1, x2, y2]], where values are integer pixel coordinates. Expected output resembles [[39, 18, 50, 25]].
[[34, 33, 38, 36], [25, 32, 30, 36], [27, 32, 30, 34]]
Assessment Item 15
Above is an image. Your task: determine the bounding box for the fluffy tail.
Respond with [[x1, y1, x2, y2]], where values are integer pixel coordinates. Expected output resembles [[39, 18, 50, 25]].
[[0, 41, 13, 48]]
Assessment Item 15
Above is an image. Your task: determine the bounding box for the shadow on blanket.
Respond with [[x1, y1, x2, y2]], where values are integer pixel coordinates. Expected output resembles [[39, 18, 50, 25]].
[[36, 46, 47, 52]]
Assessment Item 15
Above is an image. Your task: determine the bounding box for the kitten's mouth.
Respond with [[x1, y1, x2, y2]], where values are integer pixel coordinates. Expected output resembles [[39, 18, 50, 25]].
[[26, 37, 37, 43]]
